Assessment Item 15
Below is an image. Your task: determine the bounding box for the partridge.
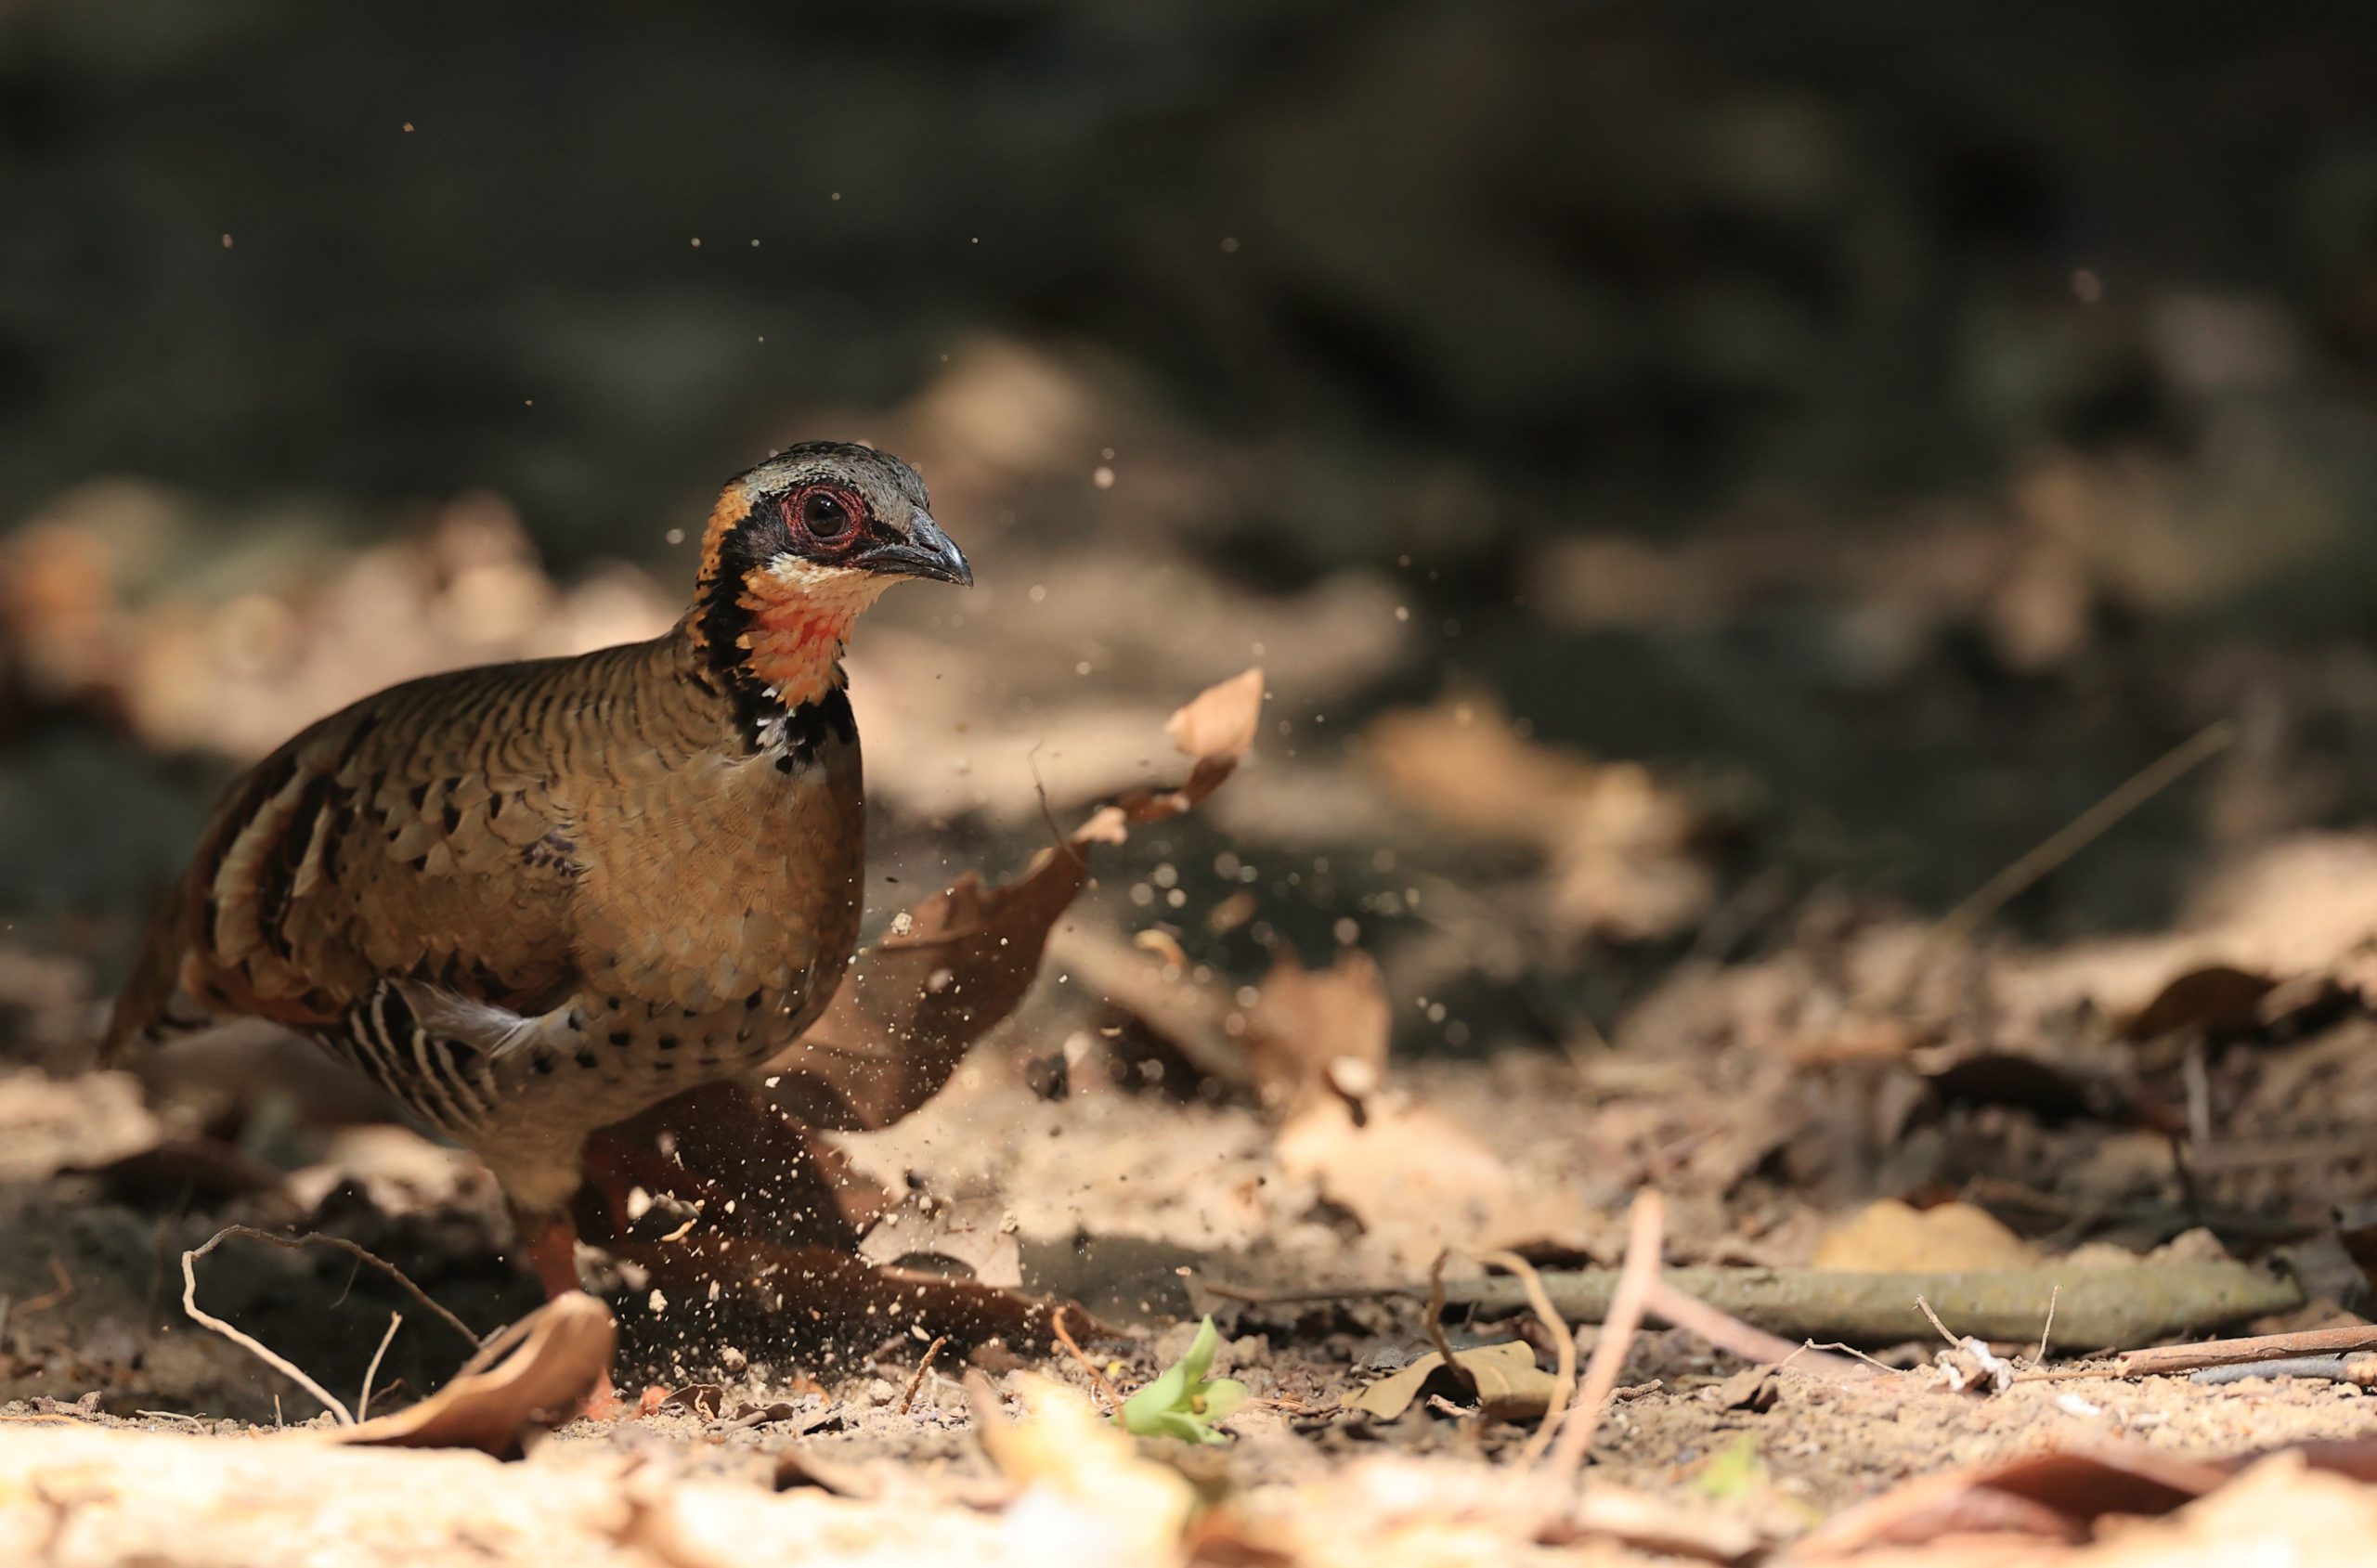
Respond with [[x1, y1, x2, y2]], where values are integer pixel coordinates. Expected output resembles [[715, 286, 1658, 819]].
[[107, 442, 971, 1302]]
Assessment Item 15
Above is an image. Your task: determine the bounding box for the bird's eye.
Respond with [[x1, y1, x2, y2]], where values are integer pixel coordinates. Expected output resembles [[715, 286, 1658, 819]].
[[787, 486, 861, 547]]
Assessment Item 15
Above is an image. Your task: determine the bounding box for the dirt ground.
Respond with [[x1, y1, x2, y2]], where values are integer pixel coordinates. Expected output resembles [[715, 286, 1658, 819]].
[[11, 8, 2377, 1557], [12, 473, 2377, 1561]]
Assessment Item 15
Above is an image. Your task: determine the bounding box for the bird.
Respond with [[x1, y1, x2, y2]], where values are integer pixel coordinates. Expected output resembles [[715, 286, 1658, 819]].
[[106, 441, 971, 1316]]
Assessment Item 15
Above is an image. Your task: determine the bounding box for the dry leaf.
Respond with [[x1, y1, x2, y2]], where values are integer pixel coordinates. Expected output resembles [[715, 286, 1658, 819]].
[[0, 1069, 162, 1182], [1367, 693, 1717, 943], [1789, 1438, 2377, 1560], [1788, 1443, 2229, 1556], [335, 1290, 616, 1456], [2118, 964, 2280, 1042], [970, 1373, 1196, 1561], [1242, 949, 1390, 1117], [760, 667, 1265, 1133], [1812, 1200, 2040, 1273], [1278, 1097, 1592, 1273], [1067, 937, 1391, 1116], [1345, 1341, 1557, 1422]]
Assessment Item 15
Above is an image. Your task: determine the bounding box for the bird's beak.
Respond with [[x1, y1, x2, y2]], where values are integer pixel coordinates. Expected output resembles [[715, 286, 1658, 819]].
[[860, 514, 974, 588]]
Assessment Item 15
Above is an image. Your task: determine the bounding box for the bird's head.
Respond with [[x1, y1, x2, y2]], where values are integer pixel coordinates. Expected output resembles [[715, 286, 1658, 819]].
[[691, 442, 969, 707]]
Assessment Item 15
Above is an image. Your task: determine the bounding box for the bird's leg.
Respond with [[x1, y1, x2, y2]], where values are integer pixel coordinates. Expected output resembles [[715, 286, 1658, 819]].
[[517, 1214, 626, 1419], [575, 1126, 737, 1242]]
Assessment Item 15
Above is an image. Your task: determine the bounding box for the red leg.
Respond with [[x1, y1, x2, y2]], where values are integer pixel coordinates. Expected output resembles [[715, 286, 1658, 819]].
[[518, 1215, 623, 1419]]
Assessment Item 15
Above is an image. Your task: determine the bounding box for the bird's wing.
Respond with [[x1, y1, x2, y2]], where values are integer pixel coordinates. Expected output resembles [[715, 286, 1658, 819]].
[[111, 655, 609, 1050]]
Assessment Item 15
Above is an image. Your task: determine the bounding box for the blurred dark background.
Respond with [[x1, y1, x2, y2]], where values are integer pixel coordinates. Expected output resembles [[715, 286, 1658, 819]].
[[6, 0, 2377, 1024]]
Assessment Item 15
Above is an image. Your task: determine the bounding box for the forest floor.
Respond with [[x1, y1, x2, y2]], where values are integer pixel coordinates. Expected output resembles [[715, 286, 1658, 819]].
[[12, 394, 2377, 1564]]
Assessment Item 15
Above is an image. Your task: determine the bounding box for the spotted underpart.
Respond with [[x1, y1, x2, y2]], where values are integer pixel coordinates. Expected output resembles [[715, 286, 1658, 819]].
[[105, 442, 959, 1228]]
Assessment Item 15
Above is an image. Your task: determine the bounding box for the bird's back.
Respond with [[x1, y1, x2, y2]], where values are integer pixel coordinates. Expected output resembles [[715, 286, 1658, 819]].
[[107, 627, 866, 1070]]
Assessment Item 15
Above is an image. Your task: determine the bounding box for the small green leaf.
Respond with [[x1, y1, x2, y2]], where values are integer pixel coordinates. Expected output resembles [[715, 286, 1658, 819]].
[[1696, 1432, 1766, 1499], [1118, 1316, 1245, 1445]]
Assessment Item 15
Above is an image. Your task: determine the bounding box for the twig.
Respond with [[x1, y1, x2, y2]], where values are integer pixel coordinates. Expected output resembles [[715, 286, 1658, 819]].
[[1642, 1277, 1875, 1383], [2189, 1354, 2369, 1386], [1423, 1251, 1479, 1406], [2033, 1285, 2060, 1364], [1050, 1309, 1121, 1410], [16, 1256, 73, 1317], [1915, 1295, 1961, 1349], [899, 1335, 949, 1415], [1901, 719, 2237, 994], [2116, 1324, 2377, 1378], [188, 1226, 479, 1351], [1808, 1341, 1902, 1374], [357, 1312, 403, 1422], [1546, 1189, 1664, 1478], [181, 1234, 354, 1427], [1474, 1249, 1576, 1463]]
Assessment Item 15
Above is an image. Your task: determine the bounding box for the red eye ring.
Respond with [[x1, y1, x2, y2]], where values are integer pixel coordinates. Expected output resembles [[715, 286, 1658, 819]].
[[785, 484, 864, 549]]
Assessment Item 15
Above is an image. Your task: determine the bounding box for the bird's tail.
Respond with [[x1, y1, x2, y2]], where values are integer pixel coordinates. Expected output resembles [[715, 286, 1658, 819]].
[[101, 878, 205, 1064]]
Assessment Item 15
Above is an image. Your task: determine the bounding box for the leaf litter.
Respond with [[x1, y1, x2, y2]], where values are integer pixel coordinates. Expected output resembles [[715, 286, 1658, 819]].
[[22, 512, 2377, 1564]]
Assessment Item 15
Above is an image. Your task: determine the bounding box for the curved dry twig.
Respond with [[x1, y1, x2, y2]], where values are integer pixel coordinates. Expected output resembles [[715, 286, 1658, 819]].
[[1546, 1189, 1665, 1478], [358, 1312, 403, 1421], [1472, 1249, 1576, 1464], [181, 1231, 353, 1426], [193, 1225, 481, 1351]]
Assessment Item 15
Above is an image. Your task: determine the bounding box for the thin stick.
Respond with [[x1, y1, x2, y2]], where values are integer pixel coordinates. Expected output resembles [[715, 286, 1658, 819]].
[[899, 1335, 949, 1415], [181, 1234, 353, 1427], [2190, 1355, 2355, 1386], [191, 1226, 479, 1351], [1903, 719, 2236, 991], [17, 1256, 73, 1316], [1050, 1309, 1121, 1410], [1423, 1251, 1480, 1405], [2033, 1285, 2060, 1365], [1474, 1249, 1576, 1463], [1915, 1295, 1962, 1349], [2117, 1324, 2377, 1378], [1642, 1277, 1874, 1383], [1546, 1189, 1664, 1478], [1808, 1341, 1902, 1374], [357, 1312, 402, 1421]]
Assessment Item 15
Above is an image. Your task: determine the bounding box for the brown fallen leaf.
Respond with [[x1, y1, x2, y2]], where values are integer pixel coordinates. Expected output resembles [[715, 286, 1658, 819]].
[[1061, 935, 1390, 1117], [1242, 949, 1390, 1118], [335, 1291, 615, 1457], [968, 1371, 1197, 1559], [0, 1069, 162, 1182], [760, 667, 1265, 1134], [1345, 1341, 1558, 1422], [1812, 1200, 2040, 1273], [1366, 693, 1718, 943], [1787, 1443, 2231, 1557], [1787, 1443, 2377, 1562], [1278, 1096, 1593, 1273], [2118, 964, 2280, 1042]]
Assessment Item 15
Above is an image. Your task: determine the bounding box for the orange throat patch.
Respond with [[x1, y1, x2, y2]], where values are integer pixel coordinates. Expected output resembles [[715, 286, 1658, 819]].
[[734, 559, 891, 709]]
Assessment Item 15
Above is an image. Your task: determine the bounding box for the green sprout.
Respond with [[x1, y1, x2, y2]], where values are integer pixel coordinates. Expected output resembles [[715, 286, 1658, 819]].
[[1116, 1316, 1250, 1445]]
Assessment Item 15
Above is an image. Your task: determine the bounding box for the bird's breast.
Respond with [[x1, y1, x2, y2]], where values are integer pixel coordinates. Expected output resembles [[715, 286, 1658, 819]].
[[567, 717, 864, 1016]]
